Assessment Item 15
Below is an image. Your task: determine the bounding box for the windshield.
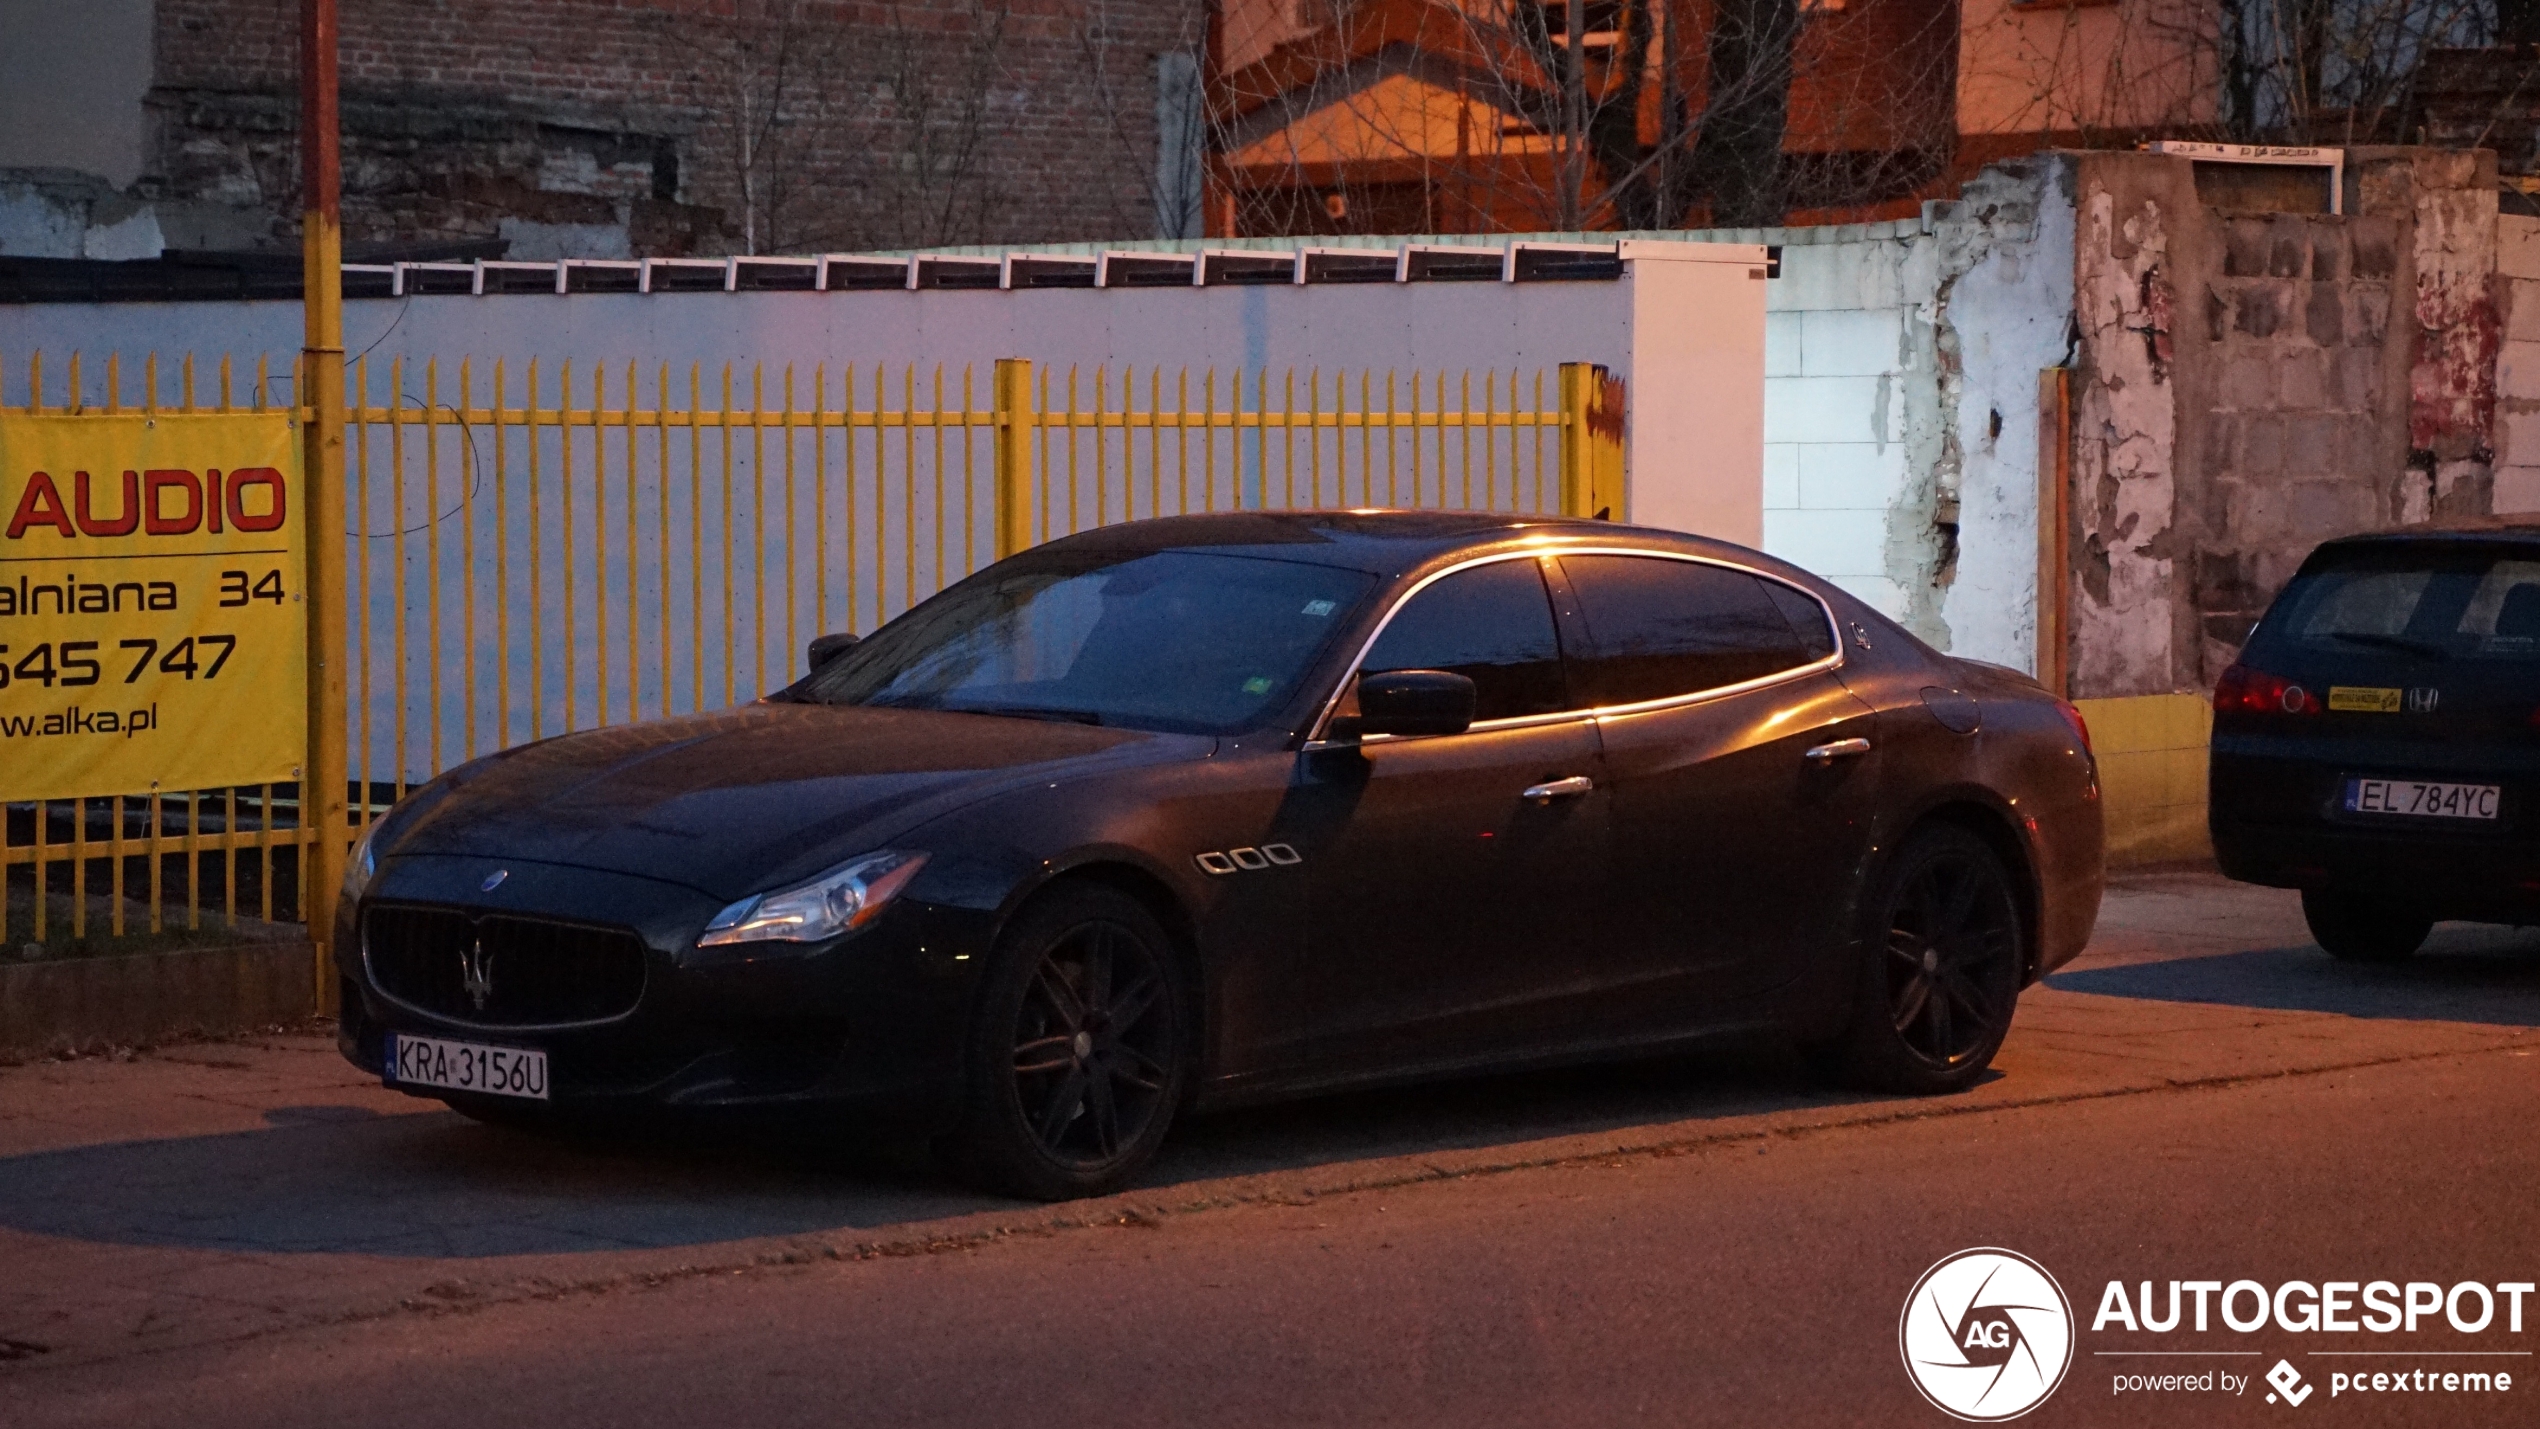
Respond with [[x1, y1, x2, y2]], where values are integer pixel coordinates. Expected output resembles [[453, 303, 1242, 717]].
[[782, 549, 1375, 733], [2262, 543, 2540, 663]]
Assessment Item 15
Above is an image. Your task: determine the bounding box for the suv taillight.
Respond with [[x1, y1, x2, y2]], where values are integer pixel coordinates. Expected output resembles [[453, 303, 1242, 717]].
[[2214, 663, 2317, 716]]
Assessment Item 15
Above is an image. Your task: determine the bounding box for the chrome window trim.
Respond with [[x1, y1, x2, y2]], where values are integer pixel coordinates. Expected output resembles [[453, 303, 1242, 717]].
[[1301, 543, 1847, 749]]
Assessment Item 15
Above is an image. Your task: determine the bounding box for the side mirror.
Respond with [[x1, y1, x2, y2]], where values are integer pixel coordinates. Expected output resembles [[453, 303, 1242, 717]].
[[806, 632, 859, 671], [1355, 669, 1476, 738]]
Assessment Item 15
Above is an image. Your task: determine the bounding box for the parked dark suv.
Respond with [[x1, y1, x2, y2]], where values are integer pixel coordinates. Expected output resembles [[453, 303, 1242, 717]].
[[2211, 519, 2540, 960]]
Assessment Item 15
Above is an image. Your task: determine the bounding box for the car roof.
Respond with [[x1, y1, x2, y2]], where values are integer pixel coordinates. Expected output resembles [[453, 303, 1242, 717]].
[[2321, 516, 2540, 548], [1039, 509, 1780, 578]]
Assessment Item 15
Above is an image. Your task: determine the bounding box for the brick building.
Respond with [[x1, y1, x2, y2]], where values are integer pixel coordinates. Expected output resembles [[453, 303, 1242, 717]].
[[0, 0, 1208, 262]]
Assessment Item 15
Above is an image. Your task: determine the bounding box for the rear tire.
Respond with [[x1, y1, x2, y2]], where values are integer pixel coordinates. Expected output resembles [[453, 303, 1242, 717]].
[[938, 885, 1189, 1201], [2301, 888, 2429, 963], [1817, 825, 2025, 1095]]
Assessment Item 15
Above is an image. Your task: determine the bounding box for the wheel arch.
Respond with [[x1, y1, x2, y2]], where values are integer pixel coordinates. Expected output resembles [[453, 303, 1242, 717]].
[[998, 856, 1211, 1073], [1897, 795, 2046, 981]]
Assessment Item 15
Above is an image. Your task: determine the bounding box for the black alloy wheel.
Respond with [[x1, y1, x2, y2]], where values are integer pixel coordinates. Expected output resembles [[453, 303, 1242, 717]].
[[943, 885, 1188, 1200], [1821, 825, 2025, 1095]]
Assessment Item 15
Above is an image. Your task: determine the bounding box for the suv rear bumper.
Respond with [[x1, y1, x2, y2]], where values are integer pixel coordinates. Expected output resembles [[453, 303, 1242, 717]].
[[2211, 816, 2540, 921]]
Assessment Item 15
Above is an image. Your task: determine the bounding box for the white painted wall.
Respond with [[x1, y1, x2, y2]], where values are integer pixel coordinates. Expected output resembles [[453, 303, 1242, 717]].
[[0, 249, 1768, 538], [1750, 162, 2068, 675], [1622, 245, 1771, 545], [0, 251, 1769, 779], [1761, 233, 1924, 622]]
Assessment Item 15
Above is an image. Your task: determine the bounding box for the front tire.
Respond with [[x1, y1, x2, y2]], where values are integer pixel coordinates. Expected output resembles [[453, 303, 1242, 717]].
[[940, 885, 1189, 1201], [2301, 888, 2429, 963], [1819, 825, 2025, 1095]]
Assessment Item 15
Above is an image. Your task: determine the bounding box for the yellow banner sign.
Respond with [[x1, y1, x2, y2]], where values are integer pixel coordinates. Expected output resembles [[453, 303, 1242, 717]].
[[0, 412, 307, 801], [2328, 685, 2403, 713]]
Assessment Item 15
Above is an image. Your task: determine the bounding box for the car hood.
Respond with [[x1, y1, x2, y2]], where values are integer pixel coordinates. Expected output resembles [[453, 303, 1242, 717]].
[[381, 701, 1208, 900]]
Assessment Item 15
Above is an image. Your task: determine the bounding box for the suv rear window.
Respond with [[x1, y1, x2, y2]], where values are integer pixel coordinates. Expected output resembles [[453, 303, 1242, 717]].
[[2262, 543, 2540, 662]]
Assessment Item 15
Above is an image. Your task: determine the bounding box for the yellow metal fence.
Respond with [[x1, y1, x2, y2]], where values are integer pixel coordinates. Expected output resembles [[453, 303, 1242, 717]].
[[4, 352, 1617, 950]]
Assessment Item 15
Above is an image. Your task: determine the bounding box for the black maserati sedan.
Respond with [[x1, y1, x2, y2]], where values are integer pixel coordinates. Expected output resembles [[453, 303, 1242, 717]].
[[338, 511, 2105, 1199], [2211, 519, 2540, 960]]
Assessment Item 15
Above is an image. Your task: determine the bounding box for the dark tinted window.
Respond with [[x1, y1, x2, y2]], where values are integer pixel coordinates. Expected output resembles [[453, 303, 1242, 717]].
[[1362, 558, 1570, 721], [1562, 555, 1815, 705], [2261, 543, 2540, 663], [1763, 579, 1838, 659], [789, 550, 1373, 733]]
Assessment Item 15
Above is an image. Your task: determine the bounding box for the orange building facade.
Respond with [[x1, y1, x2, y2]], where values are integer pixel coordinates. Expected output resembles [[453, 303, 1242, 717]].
[[1209, 0, 2214, 236]]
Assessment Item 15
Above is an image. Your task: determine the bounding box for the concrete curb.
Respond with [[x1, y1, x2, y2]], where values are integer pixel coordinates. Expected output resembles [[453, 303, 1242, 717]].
[[0, 942, 317, 1056]]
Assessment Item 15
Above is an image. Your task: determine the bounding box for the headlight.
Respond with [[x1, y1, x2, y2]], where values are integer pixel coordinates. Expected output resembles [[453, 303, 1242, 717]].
[[697, 851, 928, 948], [341, 821, 381, 907]]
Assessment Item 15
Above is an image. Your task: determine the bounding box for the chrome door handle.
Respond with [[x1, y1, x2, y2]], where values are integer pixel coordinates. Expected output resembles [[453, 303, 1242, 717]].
[[1521, 776, 1595, 802], [1803, 738, 1873, 763]]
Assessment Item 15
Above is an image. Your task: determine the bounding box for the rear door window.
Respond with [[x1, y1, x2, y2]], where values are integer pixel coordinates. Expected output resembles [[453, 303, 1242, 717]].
[[1559, 554, 1823, 706], [2452, 560, 2540, 655], [1361, 558, 1571, 721], [2267, 546, 2540, 662]]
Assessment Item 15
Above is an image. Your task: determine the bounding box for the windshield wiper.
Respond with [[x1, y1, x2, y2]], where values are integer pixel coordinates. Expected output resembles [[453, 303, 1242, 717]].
[[948, 704, 1104, 726], [2325, 631, 2449, 660]]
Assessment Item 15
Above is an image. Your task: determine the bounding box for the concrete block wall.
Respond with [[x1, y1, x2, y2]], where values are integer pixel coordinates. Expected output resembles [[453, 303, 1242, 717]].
[[2190, 211, 2409, 674], [2496, 213, 2540, 510], [2064, 147, 2498, 701]]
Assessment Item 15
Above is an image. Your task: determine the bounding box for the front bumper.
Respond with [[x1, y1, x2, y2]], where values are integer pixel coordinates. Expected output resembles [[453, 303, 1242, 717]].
[[335, 852, 990, 1126]]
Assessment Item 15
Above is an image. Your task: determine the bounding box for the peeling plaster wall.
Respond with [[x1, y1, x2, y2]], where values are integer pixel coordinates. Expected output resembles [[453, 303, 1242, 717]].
[[1935, 160, 2077, 671], [2068, 158, 2187, 698], [2496, 214, 2540, 509], [1759, 157, 2067, 669], [2359, 149, 2502, 525], [2063, 148, 2499, 700]]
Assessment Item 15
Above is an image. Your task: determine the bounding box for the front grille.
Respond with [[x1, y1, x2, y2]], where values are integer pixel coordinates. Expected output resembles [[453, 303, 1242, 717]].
[[364, 904, 649, 1027]]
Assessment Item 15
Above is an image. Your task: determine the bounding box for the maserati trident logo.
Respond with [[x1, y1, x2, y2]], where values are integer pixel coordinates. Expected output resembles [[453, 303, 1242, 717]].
[[1900, 1248, 2075, 1421], [459, 935, 494, 1012]]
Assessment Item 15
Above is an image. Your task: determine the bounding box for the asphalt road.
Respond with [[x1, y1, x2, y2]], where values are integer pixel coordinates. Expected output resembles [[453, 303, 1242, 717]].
[[5, 869, 2539, 1427]]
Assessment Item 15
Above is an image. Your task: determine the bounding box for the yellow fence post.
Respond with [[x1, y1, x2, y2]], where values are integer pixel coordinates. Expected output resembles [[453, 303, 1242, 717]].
[[301, 0, 349, 1010], [994, 358, 1034, 559], [1558, 362, 1626, 521], [1558, 364, 1587, 517]]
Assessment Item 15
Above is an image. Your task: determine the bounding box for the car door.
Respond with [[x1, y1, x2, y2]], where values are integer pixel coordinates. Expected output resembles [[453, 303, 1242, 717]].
[[1551, 552, 1882, 1026], [1289, 554, 1613, 1068]]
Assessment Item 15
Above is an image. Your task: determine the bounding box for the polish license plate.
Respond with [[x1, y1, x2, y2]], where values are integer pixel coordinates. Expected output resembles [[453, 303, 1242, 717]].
[[383, 1032, 549, 1100], [2343, 777, 2501, 821]]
